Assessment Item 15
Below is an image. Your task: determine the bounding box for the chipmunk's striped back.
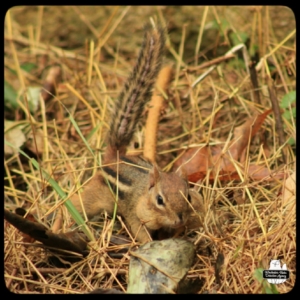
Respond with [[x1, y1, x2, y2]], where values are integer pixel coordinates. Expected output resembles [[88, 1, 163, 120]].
[[101, 155, 152, 201]]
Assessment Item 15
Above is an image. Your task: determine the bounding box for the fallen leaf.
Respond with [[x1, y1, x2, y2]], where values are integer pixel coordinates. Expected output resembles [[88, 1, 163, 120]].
[[246, 164, 285, 181], [4, 120, 26, 155], [127, 239, 195, 294], [41, 66, 62, 102], [174, 146, 215, 176], [174, 110, 281, 183], [187, 165, 285, 183], [281, 171, 295, 215], [228, 109, 272, 161], [25, 128, 44, 156], [4, 81, 18, 109]]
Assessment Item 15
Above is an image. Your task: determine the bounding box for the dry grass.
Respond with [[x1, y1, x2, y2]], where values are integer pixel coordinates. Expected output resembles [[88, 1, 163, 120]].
[[4, 6, 295, 294]]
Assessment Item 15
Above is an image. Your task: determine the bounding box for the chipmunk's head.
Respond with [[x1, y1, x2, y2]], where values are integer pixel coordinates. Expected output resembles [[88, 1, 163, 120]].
[[137, 165, 190, 231]]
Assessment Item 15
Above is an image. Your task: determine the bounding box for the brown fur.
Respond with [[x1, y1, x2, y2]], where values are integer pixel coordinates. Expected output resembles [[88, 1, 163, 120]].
[[70, 24, 191, 243]]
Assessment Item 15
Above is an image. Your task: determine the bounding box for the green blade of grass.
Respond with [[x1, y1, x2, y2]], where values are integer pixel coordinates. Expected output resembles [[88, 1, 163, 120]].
[[68, 113, 96, 159], [5, 140, 94, 241], [86, 123, 100, 141]]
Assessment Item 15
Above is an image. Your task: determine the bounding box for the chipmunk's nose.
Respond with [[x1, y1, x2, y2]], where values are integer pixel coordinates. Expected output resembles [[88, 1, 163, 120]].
[[173, 212, 185, 228]]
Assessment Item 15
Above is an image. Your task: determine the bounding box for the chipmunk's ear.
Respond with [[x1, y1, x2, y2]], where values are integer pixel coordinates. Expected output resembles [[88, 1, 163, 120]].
[[149, 164, 160, 189]]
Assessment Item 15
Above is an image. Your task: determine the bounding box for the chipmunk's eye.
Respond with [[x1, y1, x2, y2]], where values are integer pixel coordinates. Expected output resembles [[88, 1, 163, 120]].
[[156, 194, 164, 206]]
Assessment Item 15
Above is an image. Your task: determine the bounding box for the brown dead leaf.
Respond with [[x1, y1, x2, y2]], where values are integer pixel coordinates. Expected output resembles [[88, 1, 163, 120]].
[[174, 146, 214, 176], [175, 109, 278, 183], [188, 164, 285, 183], [25, 128, 44, 156], [228, 109, 272, 161], [281, 171, 295, 214], [246, 164, 285, 181], [41, 66, 62, 102], [4, 120, 26, 156]]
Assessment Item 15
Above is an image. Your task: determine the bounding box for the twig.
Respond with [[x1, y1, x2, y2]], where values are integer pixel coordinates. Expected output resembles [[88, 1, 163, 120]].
[[267, 77, 286, 163], [184, 43, 245, 98], [188, 53, 235, 71], [249, 61, 261, 104]]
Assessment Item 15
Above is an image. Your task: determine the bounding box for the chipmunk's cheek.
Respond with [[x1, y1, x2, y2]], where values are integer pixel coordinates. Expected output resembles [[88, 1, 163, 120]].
[[146, 219, 162, 230], [161, 213, 183, 229], [149, 214, 170, 230]]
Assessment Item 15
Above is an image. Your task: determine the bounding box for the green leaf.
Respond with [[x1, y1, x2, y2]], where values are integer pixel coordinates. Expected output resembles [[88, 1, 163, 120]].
[[220, 19, 230, 32], [249, 44, 259, 57], [254, 268, 279, 294], [280, 90, 296, 108], [288, 137, 295, 146], [263, 282, 274, 294], [209, 19, 230, 34], [4, 81, 18, 109], [229, 31, 249, 46], [229, 58, 246, 69], [262, 281, 279, 294], [282, 110, 291, 121], [282, 107, 296, 121], [254, 268, 264, 283], [269, 283, 279, 294], [21, 62, 37, 73]]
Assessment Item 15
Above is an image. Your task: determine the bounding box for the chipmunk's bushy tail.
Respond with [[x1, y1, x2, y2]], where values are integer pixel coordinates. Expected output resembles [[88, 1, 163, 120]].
[[107, 24, 166, 156]]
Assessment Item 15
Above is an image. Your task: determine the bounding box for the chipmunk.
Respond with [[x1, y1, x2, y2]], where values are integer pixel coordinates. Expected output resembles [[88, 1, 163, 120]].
[[69, 24, 191, 243]]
